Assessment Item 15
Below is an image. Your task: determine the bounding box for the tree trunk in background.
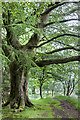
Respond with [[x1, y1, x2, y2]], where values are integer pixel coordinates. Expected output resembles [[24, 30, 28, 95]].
[[66, 90, 69, 96], [63, 83, 66, 96], [69, 87, 74, 96], [52, 89, 54, 96], [66, 80, 70, 96], [62, 82, 66, 96], [40, 85, 42, 98], [32, 87, 36, 94], [69, 79, 75, 96], [64, 87, 66, 96]]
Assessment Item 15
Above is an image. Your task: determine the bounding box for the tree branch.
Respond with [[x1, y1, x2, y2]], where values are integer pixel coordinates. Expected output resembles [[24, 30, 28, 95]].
[[43, 19, 80, 27], [36, 46, 80, 55], [2, 41, 10, 58], [14, 7, 40, 24], [2, 11, 21, 49], [6, 2, 79, 27], [36, 56, 80, 67], [6, 27, 21, 49], [41, 2, 78, 16], [41, 2, 65, 16], [45, 46, 80, 54], [59, 8, 78, 17], [14, 2, 65, 25], [37, 34, 80, 48], [22, 33, 39, 50], [40, 36, 75, 47]]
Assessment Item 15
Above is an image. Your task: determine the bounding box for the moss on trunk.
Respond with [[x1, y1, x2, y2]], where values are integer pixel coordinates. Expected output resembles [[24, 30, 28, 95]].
[[2, 61, 34, 110]]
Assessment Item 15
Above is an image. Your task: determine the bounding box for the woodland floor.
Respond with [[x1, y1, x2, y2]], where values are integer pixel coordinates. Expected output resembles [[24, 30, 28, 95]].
[[2, 96, 80, 119]]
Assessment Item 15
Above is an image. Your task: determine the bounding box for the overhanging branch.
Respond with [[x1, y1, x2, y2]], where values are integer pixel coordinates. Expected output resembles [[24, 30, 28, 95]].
[[37, 34, 80, 48], [41, 2, 65, 16], [36, 46, 80, 55], [41, 2, 78, 16], [15, 2, 66, 25], [36, 56, 80, 67], [43, 19, 80, 27], [59, 8, 78, 17], [45, 46, 80, 54]]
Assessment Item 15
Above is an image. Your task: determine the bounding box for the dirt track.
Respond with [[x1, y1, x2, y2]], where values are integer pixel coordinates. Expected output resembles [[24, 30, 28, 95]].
[[52, 98, 80, 119], [41, 98, 80, 119]]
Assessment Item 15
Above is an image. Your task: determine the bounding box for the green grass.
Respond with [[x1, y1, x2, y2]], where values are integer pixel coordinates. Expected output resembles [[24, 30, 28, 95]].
[[2, 96, 79, 119], [2, 97, 60, 119]]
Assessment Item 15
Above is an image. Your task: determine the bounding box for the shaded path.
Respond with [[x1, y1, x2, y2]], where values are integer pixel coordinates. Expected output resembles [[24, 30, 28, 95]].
[[40, 97, 80, 119], [50, 103, 68, 118], [52, 98, 79, 119]]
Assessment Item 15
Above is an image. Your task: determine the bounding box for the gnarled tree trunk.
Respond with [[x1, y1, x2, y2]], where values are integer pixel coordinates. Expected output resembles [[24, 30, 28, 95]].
[[9, 61, 24, 109], [2, 61, 34, 109]]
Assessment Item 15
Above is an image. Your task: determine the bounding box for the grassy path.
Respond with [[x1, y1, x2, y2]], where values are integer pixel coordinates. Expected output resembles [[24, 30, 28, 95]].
[[52, 98, 79, 118], [2, 96, 80, 119]]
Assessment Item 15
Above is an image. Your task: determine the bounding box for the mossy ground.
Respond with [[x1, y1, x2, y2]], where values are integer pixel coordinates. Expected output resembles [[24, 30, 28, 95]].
[[2, 95, 79, 119]]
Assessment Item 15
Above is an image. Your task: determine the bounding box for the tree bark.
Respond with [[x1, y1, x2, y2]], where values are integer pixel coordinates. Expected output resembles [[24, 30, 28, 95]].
[[36, 56, 80, 67], [9, 61, 25, 109], [66, 80, 70, 96], [40, 85, 42, 99], [62, 83, 66, 96], [2, 61, 34, 109], [64, 87, 66, 96], [69, 79, 75, 96], [52, 89, 54, 96], [23, 71, 34, 107]]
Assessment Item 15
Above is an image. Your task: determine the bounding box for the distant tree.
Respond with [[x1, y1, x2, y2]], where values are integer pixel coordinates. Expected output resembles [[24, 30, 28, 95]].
[[30, 67, 47, 98], [49, 63, 79, 96], [59, 64, 79, 96]]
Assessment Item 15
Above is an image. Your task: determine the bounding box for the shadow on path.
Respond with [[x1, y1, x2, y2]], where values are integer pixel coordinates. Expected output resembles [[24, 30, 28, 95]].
[[52, 98, 80, 119]]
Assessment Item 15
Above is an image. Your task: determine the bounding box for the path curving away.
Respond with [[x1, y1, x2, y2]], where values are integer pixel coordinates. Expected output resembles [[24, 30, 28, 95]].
[[52, 98, 80, 119]]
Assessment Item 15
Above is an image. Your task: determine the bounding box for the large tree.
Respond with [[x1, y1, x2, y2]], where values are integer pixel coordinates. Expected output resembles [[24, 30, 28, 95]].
[[2, 2, 80, 110]]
